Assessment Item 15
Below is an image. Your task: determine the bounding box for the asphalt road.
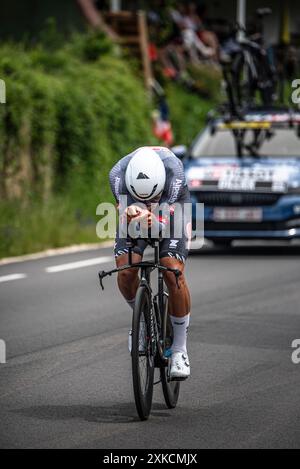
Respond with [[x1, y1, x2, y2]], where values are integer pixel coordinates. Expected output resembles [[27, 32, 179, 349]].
[[1, 242, 300, 449]]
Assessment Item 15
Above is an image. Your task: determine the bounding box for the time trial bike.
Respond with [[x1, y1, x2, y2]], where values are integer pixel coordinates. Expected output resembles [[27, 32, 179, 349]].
[[98, 239, 182, 421]]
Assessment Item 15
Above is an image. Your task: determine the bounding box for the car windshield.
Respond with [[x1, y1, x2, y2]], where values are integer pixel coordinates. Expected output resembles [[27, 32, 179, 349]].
[[191, 128, 300, 158]]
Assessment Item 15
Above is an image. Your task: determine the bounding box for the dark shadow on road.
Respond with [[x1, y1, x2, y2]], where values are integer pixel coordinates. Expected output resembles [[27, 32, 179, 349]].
[[189, 244, 300, 257], [13, 402, 172, 424]]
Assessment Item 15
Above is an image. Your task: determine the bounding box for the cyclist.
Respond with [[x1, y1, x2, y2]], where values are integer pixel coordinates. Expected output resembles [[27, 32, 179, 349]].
[[109, 146, 191, 380]]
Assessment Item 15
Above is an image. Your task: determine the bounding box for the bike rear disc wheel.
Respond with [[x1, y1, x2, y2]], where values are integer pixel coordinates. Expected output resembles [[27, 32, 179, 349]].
[[160, 295, 180, 409], [132, 286, 154, 421]]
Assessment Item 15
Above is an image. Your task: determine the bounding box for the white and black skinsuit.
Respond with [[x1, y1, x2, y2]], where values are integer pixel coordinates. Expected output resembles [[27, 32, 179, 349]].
[[109, 146, 191, 262]]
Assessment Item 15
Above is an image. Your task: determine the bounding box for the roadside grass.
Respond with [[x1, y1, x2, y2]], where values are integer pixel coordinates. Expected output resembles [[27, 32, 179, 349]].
[[0, 195, 108, 258]]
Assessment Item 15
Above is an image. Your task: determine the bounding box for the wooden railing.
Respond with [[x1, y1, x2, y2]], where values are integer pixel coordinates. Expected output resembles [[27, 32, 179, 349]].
[[103, 10, 153, 89]]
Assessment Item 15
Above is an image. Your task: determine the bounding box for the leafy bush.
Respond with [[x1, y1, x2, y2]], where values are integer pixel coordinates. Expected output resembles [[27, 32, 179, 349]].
[[0, 26, 220, 257], [0, 31, 154, 256], [187, 63, 222, 100], [166, 82, 215, 145]]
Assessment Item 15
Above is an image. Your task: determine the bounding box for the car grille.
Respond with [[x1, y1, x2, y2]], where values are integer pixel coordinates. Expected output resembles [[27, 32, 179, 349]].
[[195, 191, 281, 207]]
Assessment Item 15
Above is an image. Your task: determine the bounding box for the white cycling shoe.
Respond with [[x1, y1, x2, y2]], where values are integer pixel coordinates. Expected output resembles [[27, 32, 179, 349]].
[[170, 351, 190, 381]]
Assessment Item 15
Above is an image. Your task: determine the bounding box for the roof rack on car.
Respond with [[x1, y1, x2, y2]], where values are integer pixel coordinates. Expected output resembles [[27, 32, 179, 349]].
[[210, 105, 300, 128], [207, 106, 300, 158]]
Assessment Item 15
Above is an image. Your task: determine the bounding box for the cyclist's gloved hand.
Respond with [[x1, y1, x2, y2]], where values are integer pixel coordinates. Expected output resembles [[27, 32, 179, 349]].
[[126, 206, 162, 239], [125, 205, 143, 223], [133, 209, 154, 228], [125, 205, 157, 227]]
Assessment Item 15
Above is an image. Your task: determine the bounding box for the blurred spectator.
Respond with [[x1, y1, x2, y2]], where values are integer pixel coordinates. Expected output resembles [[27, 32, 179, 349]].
[[152, 107, 174, 146], [147, 1, 187, 80], [187, 2, 220, 61], [170, 2, 215, 64], [151, 79, 174, 146], [147, 0, 222, 82]]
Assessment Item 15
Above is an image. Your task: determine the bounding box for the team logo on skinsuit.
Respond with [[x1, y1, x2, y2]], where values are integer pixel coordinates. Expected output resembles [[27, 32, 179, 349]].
[[167, 252, 185, 263], [169, 179, 182, 203], [169, 239, 179, 249]]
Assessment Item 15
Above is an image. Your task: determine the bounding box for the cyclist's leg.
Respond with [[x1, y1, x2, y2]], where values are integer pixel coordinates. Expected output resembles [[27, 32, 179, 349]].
[[159, 241, 190, 318], [116, 253, 141, 303], [160, 242, 191, 378], [159, 207, 191, 362], [114, 235, 147, 304], [159, 194, 191, 318]]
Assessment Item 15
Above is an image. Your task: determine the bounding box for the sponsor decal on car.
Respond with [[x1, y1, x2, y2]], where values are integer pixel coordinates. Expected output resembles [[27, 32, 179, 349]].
[[187, 165, 294, 192]]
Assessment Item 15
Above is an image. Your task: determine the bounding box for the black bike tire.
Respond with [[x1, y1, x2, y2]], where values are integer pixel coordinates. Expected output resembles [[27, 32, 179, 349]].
[[232, 52, 256, 109], [258, 58, 277, 106], [233, 49, 276, 108], [160, 293, 180, 409], [132, 285, 154, 421]]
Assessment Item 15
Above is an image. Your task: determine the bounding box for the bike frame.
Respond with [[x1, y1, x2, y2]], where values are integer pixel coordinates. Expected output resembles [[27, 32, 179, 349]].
[[98, 240, 181, 366]]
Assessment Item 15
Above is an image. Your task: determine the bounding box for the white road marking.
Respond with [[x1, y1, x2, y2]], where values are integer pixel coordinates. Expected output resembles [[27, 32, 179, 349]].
[[45, 256, 113, 273], [0, 241, 114, 266], [0, 273, 27, 283]]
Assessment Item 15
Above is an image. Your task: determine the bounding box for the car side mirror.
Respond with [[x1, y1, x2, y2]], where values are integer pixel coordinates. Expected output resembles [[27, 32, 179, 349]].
[[171, 145, 187, 160]]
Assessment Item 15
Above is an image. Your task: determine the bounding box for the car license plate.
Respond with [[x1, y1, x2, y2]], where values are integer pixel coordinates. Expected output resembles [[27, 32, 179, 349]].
[[213, 208, 263, 222], [218, 179, 256, 191]]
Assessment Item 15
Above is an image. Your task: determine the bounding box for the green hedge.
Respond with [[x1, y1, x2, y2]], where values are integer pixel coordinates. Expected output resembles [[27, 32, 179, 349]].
[[0, 28, 219, 257], [0, 31, 155, 257], [166, 83, 215, 145]]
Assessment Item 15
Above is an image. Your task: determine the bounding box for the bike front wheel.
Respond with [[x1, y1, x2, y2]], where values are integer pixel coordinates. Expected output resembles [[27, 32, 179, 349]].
[[131, 285, 155, 421]]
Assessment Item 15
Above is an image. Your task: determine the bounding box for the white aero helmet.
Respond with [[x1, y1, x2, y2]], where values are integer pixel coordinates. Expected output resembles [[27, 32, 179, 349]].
[[125, 148, 166, 201]]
